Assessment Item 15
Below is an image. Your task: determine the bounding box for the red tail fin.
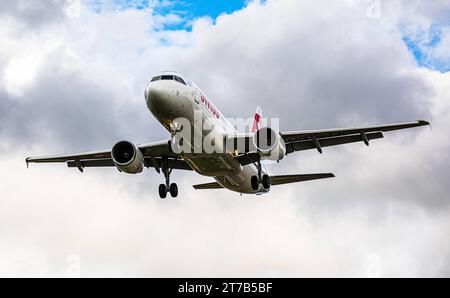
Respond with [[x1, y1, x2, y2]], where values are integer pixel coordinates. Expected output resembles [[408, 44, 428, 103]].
[[252, 106, 262, 133]]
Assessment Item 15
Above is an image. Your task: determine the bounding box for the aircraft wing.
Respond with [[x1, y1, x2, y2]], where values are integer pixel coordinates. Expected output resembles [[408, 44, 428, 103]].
[[26, 140, 192, 172], [281, 120, 429, 154], [231, 120, 429, 166]]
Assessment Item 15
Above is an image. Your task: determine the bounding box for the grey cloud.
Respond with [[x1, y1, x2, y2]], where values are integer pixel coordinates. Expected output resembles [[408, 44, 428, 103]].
[[399, 0, 450, 22], [0, 71, 120, 152], [0, 0, 69, 28], [0, 60, 158, 154], [177, 3, 433, 130]]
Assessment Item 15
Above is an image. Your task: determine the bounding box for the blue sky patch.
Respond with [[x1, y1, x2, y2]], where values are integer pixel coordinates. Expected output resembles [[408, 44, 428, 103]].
[[402, 23, 450, 73], [154, 0, 247, 29], [84, 0, 248, 30]]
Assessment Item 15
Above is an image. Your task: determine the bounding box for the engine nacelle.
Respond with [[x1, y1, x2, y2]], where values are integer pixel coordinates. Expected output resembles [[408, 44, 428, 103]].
[[111, 141, 144, 174], [253, 127, 286, 161]]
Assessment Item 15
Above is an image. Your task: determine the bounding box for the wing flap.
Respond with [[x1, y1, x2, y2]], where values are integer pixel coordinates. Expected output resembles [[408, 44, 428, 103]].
[[145, 158, 193, 171], [66, 157, 193, 171], [285, 131, 383, 154], [67, 158, 114, 168], [26, 150, 111, 165]]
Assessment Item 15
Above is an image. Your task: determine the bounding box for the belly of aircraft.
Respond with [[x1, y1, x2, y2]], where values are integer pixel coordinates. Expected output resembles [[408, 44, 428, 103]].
[[215, 164, 263, 194], [182, 153, 241, 177], [184, 154, 264, 194]]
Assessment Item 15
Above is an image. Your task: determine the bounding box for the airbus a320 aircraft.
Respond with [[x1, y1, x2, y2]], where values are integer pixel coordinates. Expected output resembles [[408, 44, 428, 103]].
[[26, 71, 430, 198]]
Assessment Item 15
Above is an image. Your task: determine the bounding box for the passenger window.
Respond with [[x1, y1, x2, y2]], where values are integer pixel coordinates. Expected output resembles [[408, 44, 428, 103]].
[[151, 76, 161, 82]]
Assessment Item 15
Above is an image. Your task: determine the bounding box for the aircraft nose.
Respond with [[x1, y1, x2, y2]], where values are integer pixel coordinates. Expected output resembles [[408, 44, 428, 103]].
[[146, 82, 178, 118], [146, 82, 166, 102], [146, 82, 168, 106]]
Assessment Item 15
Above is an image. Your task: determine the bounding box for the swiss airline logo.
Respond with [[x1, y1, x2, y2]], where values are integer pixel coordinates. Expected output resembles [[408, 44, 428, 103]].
[[200, 95, 220, 119], [252, 106, 262, 133]]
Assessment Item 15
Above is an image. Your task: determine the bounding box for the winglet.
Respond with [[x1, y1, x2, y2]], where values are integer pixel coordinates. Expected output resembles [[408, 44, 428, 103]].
[[417, 120, 431, 131], [417, 120, 430, 126], [25, 157, 30, 168]]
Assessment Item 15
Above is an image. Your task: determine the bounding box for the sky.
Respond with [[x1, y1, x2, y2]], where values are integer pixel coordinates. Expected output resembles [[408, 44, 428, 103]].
[[0, 0, 450, 277]]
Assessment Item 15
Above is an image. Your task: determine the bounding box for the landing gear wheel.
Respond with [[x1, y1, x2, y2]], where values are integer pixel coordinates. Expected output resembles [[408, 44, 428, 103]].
[[262, 175, 271, 189], [159, 184, 167, 199], [159, 158, 179, 198], [169, 183, 178, 198], [251, 176, 259, 191]]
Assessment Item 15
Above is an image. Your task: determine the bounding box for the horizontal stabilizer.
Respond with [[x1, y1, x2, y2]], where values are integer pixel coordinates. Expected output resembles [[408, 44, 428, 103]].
[[270, 173, 335, 186], [193, 182, 224, 190], [193, 173, 335, 190]]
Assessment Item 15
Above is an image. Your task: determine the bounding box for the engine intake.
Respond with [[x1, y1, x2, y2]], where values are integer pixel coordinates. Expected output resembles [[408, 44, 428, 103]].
[[112, 141, 144, 174], [253, 127, 286, 161]]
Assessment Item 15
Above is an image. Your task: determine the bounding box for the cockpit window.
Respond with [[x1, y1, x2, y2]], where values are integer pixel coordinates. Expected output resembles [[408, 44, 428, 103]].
[[161, 75, 174, 80], [151, 74, 187, 85], [174, 76, 186, 85]]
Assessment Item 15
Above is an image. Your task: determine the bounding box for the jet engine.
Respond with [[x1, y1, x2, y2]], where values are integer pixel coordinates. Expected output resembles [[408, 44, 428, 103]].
[[253, 127, 286, 161], [111, 141, 144, 174]]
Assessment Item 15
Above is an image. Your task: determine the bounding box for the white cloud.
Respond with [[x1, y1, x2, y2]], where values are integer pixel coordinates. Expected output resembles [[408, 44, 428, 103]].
[[2, 33, 65, 97]]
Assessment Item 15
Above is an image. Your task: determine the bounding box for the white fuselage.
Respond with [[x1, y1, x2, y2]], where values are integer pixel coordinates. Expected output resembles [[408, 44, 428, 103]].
[[145, 73, 267, 194]]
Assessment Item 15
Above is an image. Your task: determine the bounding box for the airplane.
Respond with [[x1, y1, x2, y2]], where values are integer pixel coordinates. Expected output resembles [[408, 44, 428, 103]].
[[26, 71, 430, 198]]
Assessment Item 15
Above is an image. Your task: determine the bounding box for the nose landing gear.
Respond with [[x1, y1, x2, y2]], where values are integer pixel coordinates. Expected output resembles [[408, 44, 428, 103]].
[[158, 158, 178, 199]]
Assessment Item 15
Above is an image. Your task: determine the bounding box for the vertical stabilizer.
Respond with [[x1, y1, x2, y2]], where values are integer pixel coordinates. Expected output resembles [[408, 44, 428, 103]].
[[252, 106, 263, 133]]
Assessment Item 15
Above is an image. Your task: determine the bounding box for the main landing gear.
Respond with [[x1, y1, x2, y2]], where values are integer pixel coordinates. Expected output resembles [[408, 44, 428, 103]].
[[251, 160, 271, 191], [159, 183, 178, 199], [158, 158, 178, 199]]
